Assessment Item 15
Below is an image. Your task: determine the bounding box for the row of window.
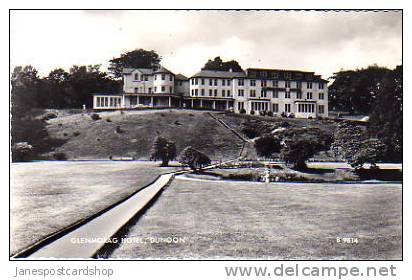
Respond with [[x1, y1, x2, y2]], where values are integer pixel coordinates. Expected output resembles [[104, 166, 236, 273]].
[[95, 97, 122, 108], [190, 88, 232, 97], [134, 73, 174, 82], [244, 102, 325, 114], [134, 86, 174, 94], [190, 78, 324, 89], [238, 89, 325, 100]]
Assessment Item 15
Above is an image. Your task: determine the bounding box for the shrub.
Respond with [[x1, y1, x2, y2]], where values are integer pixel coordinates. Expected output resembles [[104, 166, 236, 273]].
[[178, 146, 211, 170], [254, 134, 282, 158], [106, 118, 112, 122], [150, 136, 177, 166], [90, 113, 101, 120], [288, 113, 295, 118], [267, 111, 273, 117], [250, 110, 255, 115], [239, 108, 246, 114], [53, 152, 67, 160], [259, 110, 267, 116], [12, 142, 33, 162], [280, 121, 290, 128], [115, 126, 124, 134], [73, 131, 81, 137], [281, 112, 287, 118]]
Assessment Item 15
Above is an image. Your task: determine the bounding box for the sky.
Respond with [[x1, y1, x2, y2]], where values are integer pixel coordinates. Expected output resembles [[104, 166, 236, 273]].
[[10, 10, 402, 80]]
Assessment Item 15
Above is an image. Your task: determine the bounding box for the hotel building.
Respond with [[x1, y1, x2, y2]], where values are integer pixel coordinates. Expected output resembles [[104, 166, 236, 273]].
[[93, 65, 328, 118]]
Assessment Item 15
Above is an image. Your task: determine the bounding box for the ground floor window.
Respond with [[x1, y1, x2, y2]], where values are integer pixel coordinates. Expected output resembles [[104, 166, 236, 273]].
[[272, 103, 279, 112], [318, 105, 325, 114], [96, 96, 121, 108], [297, 103, 315, 113], [238, 102, 244, 111], [251, 102, 269, 111], [285, 103, 291, 113]]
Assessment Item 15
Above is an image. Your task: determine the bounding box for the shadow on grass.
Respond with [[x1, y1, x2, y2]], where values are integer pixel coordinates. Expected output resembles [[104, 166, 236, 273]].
[[355, 169, 402, 181], [291, 167, 335, 174]]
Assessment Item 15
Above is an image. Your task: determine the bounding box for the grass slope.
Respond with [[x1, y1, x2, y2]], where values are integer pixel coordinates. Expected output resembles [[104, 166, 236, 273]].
[[44, 110, 244, 160]]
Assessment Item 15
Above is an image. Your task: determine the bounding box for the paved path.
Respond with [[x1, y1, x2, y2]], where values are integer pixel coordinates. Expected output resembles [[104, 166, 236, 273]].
[[21, 174, 175, 258]]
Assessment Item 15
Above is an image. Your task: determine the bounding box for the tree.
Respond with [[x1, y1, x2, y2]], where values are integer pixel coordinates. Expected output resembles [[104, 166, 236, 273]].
[[108, 49, 162, 78], [328, 65, 391, 114], [11, 65, 41, 114], [201, 56, 243, 72], [150, 136, 176, 166], [279, 127, 332, 169], [254, 134, 282, 158], [368, 65, 402, 162], [331, 121, 387, 169], [12, 142, 33, 162], [178, 146, 211, 170]]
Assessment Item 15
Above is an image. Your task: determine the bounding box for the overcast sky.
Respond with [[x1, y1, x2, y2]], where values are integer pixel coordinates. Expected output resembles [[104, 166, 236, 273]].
[[10, 10, 402, 80]]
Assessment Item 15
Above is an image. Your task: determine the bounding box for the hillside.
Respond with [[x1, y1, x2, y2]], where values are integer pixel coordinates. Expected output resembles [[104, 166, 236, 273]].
[[41, 109, 244, 160]]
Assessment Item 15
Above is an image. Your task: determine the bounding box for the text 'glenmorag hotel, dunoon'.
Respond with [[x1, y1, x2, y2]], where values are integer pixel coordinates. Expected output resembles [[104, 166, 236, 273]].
[[93, 65, 329, 119]]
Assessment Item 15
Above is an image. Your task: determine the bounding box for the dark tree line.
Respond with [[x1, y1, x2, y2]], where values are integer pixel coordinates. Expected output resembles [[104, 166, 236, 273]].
[[201, 56, 243, 72]]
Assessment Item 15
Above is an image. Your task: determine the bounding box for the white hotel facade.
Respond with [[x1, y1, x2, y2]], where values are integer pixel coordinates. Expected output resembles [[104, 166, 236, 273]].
[[93, 66, 328, 118]]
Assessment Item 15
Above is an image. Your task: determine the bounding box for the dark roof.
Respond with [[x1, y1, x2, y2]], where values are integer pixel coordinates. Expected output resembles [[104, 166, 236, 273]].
[[153, 66, 174, 75], [175, 73, 189, 80], [191, 70, 246, 79]]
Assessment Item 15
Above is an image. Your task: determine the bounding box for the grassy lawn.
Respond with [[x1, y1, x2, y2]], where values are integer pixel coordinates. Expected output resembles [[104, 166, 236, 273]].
[[10, 160, 178, 255], [110, 177, 401, 259], [44, 109, 243, 160]]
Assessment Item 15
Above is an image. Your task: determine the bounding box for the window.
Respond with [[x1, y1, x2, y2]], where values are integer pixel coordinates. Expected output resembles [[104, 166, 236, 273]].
[[272, 90, 279, 98], [154, 86, 157, 92], [227, 80, 231, 86], [273, 80, 278, 88], [307, 82, 312, 89], [238, 102, 244, 111], [214, 89, 218, 96], [201, 89, 205, 96], [250, 80, 256, 86], [238, 89, 244, 97], [209, 79, 213, 86], [272, 103, 279, 112], [285, 72, 292, 79], [134, 73, 139, 80], [227, 90, 231, 96], [297, 92, 302, 99], [250, 90, 256, 97], [134, 88, 138, 93], [104, 97, 108, 107], [261, 80, 267, 87], [285, 92, 291, 98], [209, 89, 213, 96], [201, 78, 205, 85], [285, 103, 291, 113], [110, 97, 114, 107], [318, 105, 325, 114], [162, 74, 165, 80], [238, 79, 244, 86], [195, 78, 198, 85], [297, 81, 302, 89], [161, 86, 165, 92], [319, 92, 325, 100], [285, 81, 291, 88], [195, 89, 198, 96], [222, 89, 226, 97], [319, 82, 324, 89], [145, 76, 148, 81], [222, 80, 226, 86], [261, 90, 267, 98], [307, 92, 313, 99], [170, 86, 173, 93], [298, 103, 315, 113], [148, 87, 152, 93], [214, 79, 218, 86], [170, 75, 173, 81]]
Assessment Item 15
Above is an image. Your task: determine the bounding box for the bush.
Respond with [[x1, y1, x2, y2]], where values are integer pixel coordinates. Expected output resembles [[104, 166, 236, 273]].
[[267, 111, 274, 117], [73, 131, 81, 137], [106, 118, 112, 122], [115, 126, 124, 134], [280, 121, 290, 128], [90, 113, 101, 120], [178, 146, 211, 170], [12, 142, 33, 162], [250, 110, 255, 115], [281, 112, 287, 118], [53, 152, 67, 160], [259, 110, 267, 116], [150, 136, 177, 166], [254, 134, 282, 158], [239, 108, 246, 114], [288, 113, 295, 118]]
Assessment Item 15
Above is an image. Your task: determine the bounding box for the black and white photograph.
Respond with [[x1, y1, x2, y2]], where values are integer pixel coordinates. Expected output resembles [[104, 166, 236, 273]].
[[9, 9, 402, 263]]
